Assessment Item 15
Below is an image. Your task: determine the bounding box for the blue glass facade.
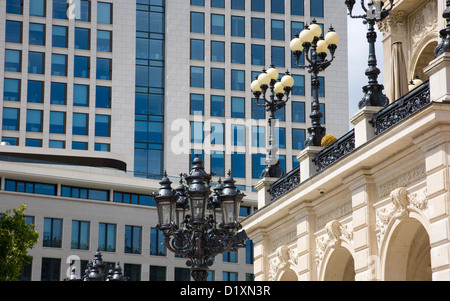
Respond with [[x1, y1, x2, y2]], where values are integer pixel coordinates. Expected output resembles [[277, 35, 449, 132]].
[[135, 0, 165, 179]]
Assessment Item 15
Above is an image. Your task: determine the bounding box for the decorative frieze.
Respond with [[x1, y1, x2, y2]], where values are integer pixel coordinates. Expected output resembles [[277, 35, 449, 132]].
[[377, 164, 426, 198], [270, 231, 297, 252], [410, 0, 438, 47], [317, 202, 352, 229]]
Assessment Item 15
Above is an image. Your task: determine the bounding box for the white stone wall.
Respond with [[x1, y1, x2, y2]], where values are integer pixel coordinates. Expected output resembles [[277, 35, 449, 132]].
[[244, 53, 450, 280]]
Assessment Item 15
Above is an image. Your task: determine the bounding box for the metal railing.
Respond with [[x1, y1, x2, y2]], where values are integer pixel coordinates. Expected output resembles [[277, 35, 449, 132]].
[[370, 80, 431, 135], [269, 165, 300, 201]]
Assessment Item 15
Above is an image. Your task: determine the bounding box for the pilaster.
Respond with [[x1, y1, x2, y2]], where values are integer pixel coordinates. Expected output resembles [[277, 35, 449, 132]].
[[249, 229, 270, 281], [413, 126, 450, 280], [343, 168, 379, 281], [291, 203, 316, 280]]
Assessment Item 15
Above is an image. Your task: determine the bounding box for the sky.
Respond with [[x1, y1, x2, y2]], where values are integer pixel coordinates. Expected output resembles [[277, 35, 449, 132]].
[[346, 15, 384, 118]]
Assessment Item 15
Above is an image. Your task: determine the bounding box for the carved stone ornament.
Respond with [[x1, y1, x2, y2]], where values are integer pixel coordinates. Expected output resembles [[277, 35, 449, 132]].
[[377, 10, 406, 36], [315, 220, 353, 266], [410, 1, 438, 47], [268, 245, 298, 281], [375, 187, 428, 245]]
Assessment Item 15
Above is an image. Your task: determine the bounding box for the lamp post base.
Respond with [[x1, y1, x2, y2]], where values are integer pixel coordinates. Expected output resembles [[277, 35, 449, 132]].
[[260, 161, 284, 178], [305, 126, 326, 148], [358, 84, 389, 109]]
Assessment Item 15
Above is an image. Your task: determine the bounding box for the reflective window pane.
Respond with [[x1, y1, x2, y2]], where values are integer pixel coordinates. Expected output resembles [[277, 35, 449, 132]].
[[211, 14, 225, 35], [75, 27, 90, 50], [191, 39, 204, 61], [29, 23, 45, 45], [231, 97, 245, 118], [191, 12, 204, 33], [5, 49, 21, 72], [30, 0, 46, 17], [211, 95, 224, 117], [98, 2, 112, 24], [28, 51, 45, 74], [52, 25, 67, 48], [53, 0, 67, 19], [7, 0, 23, 14], [27, 80, 43, 103], [95, 114, 110, 137], [96, 58, 111, 80], [72, 113, 88, 135], [73, 84, 89, 106], [2, 108, 19, 131], [231, 16, 245, 37], [97, 30, 112, 52], [6, 21, 22, 43], [50, 111, 65, 134], [96, 86, 111, 108], [51, 54, 67, 76], [26, 109, 43, 132], [4, 78, 20, 101], [232, 153, 245, 178], [211, 68, 225, 90], [292, 128, 306, 150], [211, 41, 225, 62]]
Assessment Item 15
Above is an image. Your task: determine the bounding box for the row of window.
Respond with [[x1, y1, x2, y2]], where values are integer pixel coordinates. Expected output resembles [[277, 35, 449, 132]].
[[2, 108, 111, 137], [5, 20, 112, 52], [29, 257, 253, 281], [190, 0, 322, 18], [190, 122, 308, 149], [191, 13, 310, 44], [38, 216, 254, 267], [5, 49, 112, 80], [191, 150, 301, 179], [4, 179, 156, 204], [189, 94, 325, 123], [192, 41, 301, 70], [6, 0, 113, 24], [4, 79, 111, 109]]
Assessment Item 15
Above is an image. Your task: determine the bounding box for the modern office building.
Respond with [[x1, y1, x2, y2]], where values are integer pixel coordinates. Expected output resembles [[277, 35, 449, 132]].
[[0, 0, 348, 281]]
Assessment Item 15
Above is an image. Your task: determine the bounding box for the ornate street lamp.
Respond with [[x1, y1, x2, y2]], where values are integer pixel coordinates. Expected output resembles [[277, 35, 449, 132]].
[[65, 250, 128, 281], [290, 20, 340, 147], [345, 0, 394, 109], [153, 157, 247, 281], [435, 0, 450, 57], [251, 65, 294, 177]]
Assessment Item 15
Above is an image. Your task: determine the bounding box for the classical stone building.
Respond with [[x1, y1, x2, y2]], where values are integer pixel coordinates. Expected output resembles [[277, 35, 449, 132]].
[[242, 0, 450, 281]]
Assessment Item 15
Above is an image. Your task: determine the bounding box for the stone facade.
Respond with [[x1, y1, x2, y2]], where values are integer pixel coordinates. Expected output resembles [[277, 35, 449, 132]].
[[243, 2, 450, 281]]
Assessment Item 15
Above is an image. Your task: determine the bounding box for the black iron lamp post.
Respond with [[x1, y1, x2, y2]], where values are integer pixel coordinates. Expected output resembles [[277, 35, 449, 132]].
[[153, 157, 247, 281], [435, 0, 450, 57], [290, 20, 340, 147], [251, 65, 294, 178], [65, 250, 128, 281], [345, 0, 394, 109]]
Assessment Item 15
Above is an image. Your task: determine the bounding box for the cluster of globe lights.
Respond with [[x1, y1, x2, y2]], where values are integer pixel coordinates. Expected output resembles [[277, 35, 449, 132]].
[[250, 22, 340, 97], [290, 21, 340, 60]]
